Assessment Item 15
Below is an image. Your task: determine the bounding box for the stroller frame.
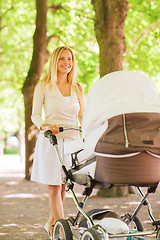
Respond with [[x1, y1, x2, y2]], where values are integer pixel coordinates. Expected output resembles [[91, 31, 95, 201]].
[[44, 128, 160, 240]]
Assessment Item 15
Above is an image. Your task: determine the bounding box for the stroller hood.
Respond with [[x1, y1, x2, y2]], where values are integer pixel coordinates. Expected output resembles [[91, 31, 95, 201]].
[[82, 70, 160, 137]]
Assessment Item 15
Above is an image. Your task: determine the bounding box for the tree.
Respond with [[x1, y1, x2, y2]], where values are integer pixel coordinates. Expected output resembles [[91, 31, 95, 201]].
[[0, 0, 35, 157], [22, 0, 49, 180], [92, 0, 131, 196], [22, 0, 99, 179], [1, 0, 160, 181], [92, 0, 129, 77]]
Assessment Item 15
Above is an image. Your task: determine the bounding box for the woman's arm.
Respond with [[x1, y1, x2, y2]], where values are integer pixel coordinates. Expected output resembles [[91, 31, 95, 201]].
[[77, 83, 85, 124], [31, 83, 60, 134], [31, 83, 45, 130]]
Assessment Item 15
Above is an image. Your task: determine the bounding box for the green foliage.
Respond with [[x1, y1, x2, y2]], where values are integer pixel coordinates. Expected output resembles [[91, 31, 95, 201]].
[[0, 0, 35, 89], [124, 0, 160, 87], [0, 0, 35, 133], [0, 0, 160, 135], [97, 189, 121, 198], [47, 0, 99, 92]]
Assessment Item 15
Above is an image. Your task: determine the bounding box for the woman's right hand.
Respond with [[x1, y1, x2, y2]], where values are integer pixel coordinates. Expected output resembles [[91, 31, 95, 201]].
[[49, 124, 59, 134], [40, 124, 59, 134]]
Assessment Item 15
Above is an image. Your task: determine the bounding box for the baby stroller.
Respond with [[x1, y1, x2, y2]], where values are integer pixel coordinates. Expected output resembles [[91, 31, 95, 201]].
[[45, 71, 160, 240]]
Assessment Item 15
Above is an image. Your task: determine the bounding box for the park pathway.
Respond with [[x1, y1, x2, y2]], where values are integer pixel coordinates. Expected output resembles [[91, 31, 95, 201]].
[[0, 154, 160, 239]]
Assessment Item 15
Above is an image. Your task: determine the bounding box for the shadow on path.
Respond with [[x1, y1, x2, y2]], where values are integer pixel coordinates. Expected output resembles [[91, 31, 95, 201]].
[[0, 155, 160, 239]]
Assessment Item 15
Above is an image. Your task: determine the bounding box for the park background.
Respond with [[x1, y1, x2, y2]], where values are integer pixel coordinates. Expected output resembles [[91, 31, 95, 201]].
[[0, 0, 160, 239], [0, 0, 160, 175]]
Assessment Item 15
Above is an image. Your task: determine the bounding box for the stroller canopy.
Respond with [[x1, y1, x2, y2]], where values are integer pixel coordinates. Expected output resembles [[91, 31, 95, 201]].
[[82, 70, 160, 137]]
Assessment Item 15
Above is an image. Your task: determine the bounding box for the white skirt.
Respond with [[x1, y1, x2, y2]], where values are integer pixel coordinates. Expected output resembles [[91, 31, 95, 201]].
[[31, 132, 72, 185]]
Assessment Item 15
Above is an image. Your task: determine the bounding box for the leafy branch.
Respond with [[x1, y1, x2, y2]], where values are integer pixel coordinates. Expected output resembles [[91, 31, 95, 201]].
[[133, 18, 160, 51]]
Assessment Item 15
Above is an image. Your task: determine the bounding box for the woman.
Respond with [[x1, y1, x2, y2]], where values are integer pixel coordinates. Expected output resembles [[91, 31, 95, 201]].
[[31, 46, 84, 239]]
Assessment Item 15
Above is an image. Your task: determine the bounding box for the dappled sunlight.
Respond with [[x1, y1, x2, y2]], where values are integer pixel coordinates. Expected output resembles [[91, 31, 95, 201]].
[[3, 192, 48, 199], [65, 191, 83, 198], [0, 172, 25, 178], [23, 231, 37, 236], [103, 204, 118, 209], [0, 154, 25, 178], [5, 181, 21, 186], [28, 124, 39, 141], [143, 220, 153, 224], [0, 156, 160, 240], [32, 223, 44, 229], [3, 223, 18, 227], [1, 222, 45, 238], [0, 233, 8, 236], [2, 189, 82, 199], [2, 223, 43, 228], [126, 201, 140, 205], [29, 152, 34, 162], [119, 205, 128, 209]]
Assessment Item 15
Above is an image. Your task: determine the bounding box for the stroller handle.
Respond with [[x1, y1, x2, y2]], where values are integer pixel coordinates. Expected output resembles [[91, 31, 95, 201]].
[[59, 127, 82, 132], [44, 127, 82, 136], [44, 127, 82, 146]]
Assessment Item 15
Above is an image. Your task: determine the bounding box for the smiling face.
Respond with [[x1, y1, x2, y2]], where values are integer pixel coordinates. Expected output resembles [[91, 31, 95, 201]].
[[57, 49, 73, 75]]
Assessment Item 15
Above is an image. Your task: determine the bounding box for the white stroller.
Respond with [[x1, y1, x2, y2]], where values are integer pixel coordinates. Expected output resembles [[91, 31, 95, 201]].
[[45, 71, 160, 240]]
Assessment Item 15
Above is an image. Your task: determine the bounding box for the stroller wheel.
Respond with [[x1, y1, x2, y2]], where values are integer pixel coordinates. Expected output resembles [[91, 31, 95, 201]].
[[53, 218, 73, 240], [122, 214, 144, 232], [81, 227, 102, 240], [156, 228, 160, 239]]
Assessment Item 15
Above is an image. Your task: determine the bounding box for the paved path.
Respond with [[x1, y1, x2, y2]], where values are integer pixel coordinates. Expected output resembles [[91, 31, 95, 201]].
[[0, 155, 160, 239]]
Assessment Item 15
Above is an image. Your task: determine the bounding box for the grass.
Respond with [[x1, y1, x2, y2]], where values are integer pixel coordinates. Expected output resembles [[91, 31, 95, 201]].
[[4, 147, 18, 155]]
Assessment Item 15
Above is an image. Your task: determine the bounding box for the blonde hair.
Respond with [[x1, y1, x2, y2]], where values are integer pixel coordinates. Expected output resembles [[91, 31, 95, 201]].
[[35, 46, 84, 120], [38, 46, 77, 89]]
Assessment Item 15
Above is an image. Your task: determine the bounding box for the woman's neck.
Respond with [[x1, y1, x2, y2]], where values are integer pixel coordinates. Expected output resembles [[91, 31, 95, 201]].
[[56, 76, 71, 97], [57, 72, 68, 85]]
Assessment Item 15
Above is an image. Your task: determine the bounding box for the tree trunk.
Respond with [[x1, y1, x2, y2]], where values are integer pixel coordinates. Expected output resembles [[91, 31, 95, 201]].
[[22, 0, 49, 180], [92, 0, 129, 77], [17, 121, 25, 162], [92, 0, 131, 196]]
